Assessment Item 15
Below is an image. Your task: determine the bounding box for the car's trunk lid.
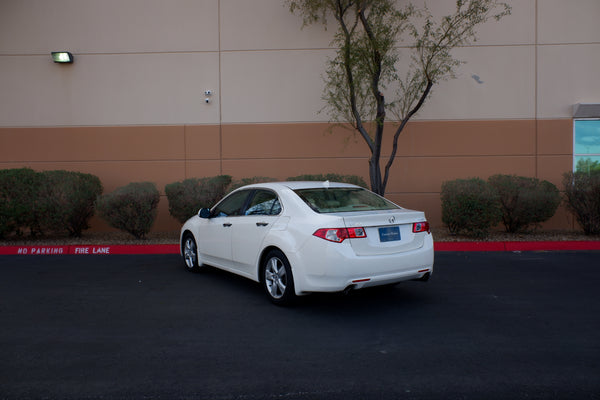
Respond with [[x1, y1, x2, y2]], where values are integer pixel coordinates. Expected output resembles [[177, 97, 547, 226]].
[[340, 209, 427, 256]]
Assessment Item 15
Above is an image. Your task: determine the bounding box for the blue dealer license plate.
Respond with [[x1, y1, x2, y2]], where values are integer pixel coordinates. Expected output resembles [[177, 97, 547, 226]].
[[379, 226, 401, 242]]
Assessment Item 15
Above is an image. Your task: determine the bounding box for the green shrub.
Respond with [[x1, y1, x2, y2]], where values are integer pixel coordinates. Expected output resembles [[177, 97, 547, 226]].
[[0, 198, 9, 239], [37, 170, 103, 237], [96, 182, 160, 239], [563, 171, 600, 235], [488, 174, 561, 233], [165, 175, 232, 223], [0, 168, 41, 237], [286, 173, 368, 188], [441, 178, 502, 238], [229, 176, 278, 192]]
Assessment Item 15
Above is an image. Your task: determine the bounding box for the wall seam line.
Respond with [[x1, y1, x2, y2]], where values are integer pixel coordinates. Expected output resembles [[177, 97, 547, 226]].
[[218, 0, 223, 175]]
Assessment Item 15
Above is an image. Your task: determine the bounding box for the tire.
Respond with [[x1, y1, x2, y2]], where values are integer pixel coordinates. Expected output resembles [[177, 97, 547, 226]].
[[182, 233, 201, 272], [262, 249, 296, 306]]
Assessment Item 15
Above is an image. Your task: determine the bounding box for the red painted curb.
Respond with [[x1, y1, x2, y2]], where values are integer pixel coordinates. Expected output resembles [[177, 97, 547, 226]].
[[504, 241, 600, 251], [434, 242, 506, 252], [0, 244, 180, 256], [1, 242, 600, 255], [434, 241, 600, 252]]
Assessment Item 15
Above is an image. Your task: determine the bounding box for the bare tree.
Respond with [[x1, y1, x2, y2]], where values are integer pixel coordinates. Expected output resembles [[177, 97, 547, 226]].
[[287, 0, 510, 195]]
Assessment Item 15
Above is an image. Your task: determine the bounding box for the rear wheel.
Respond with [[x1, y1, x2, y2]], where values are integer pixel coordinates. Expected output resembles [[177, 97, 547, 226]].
[[262, 250, 296, 306], [182, 233, 201, 272]]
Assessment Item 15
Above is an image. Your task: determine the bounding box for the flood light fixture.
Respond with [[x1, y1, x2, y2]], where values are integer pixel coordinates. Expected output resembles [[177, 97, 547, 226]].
[[51, 52, 74, 63]]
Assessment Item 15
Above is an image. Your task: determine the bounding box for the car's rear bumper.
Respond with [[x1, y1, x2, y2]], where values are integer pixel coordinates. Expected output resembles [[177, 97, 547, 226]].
[[289, 233, 434, 294]]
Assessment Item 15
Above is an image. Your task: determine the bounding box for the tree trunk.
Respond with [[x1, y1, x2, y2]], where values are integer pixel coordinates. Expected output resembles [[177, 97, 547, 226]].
[[369, 154, 383, 195]]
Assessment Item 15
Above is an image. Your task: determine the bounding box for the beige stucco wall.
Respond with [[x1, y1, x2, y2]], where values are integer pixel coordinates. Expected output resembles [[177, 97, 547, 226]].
[[0, 0, 220, 53], [3, 0, 599, 126], [2, 0, 599, 126], [1, 0, 598, 232]]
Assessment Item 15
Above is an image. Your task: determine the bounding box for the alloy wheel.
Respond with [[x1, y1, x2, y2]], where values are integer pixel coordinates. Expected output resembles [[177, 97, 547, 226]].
[[183, 235, 198, 270], [265, 256, 287, 299]]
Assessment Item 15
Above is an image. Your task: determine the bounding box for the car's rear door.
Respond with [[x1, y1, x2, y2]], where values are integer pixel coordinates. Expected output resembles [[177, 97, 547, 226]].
[[231, 189, 282, 273]]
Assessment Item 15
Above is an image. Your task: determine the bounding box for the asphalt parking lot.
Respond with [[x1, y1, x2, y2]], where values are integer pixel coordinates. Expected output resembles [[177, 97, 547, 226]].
[[0, 251, 599, 400]]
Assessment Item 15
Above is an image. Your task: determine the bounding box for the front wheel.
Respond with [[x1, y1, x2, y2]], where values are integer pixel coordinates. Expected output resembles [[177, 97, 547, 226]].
[[182, 233, 201, 272], [262, 250, 296, 306]]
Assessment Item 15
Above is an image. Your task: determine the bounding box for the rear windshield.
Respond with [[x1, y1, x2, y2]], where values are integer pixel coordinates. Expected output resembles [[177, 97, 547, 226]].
[[294, 188, 400, 213]]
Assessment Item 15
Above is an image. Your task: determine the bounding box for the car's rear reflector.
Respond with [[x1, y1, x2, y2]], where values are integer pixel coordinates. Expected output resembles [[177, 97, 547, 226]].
[[313, 227, 367, 243]]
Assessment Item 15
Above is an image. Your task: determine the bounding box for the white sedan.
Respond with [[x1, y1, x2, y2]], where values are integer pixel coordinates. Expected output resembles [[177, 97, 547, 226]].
[[180, 181, 434, 305]]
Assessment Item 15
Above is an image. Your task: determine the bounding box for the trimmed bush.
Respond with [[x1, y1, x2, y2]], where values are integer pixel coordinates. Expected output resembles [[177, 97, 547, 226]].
[[563, 171, 600, 235], [441, 178, 502, 238], [0, 168, 42, 237], [286, 173, 368, 188], [165, 175, 232, 223], [37, 170, 103, 237], [0, 197, 8, 238], [96, 182, 160, 239], [488, 174, 561, 233]]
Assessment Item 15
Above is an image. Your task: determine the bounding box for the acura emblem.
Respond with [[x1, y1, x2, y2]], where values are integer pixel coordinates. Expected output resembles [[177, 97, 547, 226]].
[[389, 216, 395, 224]]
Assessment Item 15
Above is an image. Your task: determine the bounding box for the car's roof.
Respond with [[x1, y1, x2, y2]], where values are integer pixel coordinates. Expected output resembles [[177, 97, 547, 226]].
[[240, 181, 362, 191]]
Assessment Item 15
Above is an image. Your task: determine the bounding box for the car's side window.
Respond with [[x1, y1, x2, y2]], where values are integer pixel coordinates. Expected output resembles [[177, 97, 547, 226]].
[[212, 190, 250, 217], [245, 190, 281, 216]]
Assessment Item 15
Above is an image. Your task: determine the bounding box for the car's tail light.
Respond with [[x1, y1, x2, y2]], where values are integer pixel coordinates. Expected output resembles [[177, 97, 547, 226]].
[[413, 221, 430, 233], [313, 227, 367, 243]]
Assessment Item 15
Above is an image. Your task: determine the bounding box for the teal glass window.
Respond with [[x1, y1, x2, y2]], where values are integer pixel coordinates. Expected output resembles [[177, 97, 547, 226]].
[[574, 120, 600, 173]]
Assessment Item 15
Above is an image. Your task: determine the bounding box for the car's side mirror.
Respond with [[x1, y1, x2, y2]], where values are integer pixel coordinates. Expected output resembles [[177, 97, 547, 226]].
[[198, 208, 211, 219]]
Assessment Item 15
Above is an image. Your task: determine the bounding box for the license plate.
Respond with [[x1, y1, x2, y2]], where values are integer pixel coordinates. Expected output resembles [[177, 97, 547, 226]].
[[379, 226, 401, 242]]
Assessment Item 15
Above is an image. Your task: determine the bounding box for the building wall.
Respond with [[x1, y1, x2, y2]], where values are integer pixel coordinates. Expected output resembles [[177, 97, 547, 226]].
[[1, 0, 599, 232]]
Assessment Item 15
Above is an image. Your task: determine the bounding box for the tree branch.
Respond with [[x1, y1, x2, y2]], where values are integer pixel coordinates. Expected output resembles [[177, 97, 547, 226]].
[[382, 79, 433, 191], [336, 1, 375, 152]]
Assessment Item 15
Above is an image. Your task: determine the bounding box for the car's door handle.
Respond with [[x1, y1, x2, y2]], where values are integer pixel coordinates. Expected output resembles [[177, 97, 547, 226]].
[[256, 222, 269, 227], [223, 223, 232, 227]]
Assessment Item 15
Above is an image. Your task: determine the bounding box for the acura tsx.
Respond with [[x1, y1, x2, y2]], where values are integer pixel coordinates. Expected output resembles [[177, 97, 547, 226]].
[[180, 181, 434, 305]]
